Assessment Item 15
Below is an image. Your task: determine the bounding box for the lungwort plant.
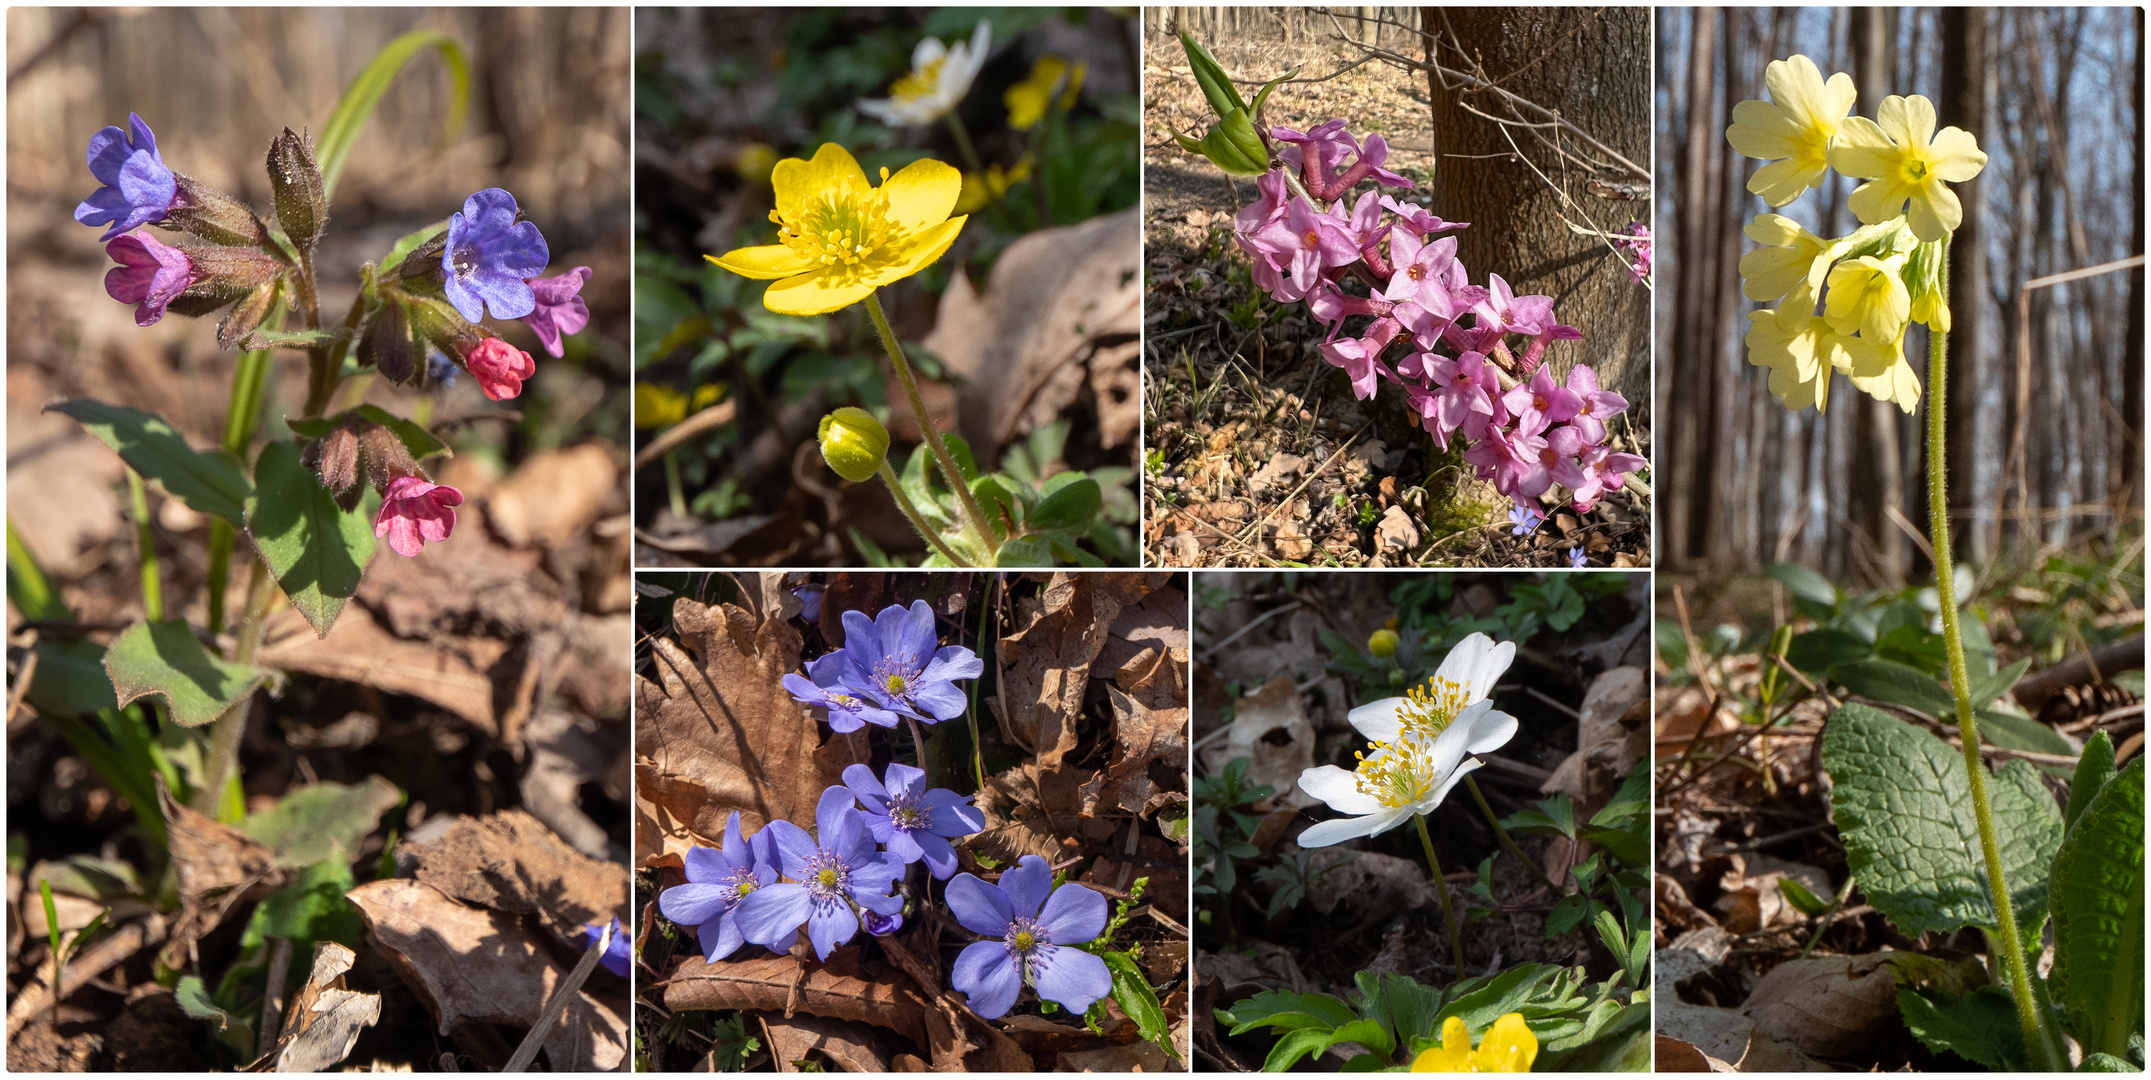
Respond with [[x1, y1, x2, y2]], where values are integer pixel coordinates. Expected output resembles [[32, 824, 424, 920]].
[[1727, 55, 2142, 1070]]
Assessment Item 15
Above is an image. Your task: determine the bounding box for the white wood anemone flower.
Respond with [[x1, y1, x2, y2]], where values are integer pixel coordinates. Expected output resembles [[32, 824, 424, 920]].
[[1296, 633, 1518, 847], [857, 21, 993, 128]]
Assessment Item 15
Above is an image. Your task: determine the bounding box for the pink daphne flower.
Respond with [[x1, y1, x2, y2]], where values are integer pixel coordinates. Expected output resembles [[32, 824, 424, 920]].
[[1401, 349, 1500, 445], [1319, 316, 1401, 401], [104, 230, 196, 326], [374, 476, 462, 557], [461, 337, 537, 401], [1502, 367, 1584, 430], [1273, 120, 1414, 200], [520, 266, 591, 358], [1569, 443, 1647, 513], [1562, 365, 1630, 443], [1471, 272, 1563, 339]]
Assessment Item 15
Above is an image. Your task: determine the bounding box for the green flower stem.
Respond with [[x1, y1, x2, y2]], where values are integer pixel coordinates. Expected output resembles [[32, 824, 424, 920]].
[[208, 343, 274, 636], [664, 448, 688, 520], [194, 553, 274, 818], [1413, 812, 1467, 976], [941, 110, 986, 174], [877, 461, 972, 567], [862, 291, 997, 555], [126, 469, 162, 623], [1926, 235, 2053, 1070], [1463, 775, 1557, 892]]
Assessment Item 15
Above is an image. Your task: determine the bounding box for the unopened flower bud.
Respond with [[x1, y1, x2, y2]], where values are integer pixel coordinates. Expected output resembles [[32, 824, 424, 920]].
[[306, 424, 361, 505], [166, 173, 270, 249], [358, 424, 418, 499], [359, 298, 418, 385], [266, 127, 327, 252], [216, 281, 280, 351], [1368, 628, 1399, 659], [817, 407, 888, 482], [404, 294, 484, 359], [460, 337, 536, 401]]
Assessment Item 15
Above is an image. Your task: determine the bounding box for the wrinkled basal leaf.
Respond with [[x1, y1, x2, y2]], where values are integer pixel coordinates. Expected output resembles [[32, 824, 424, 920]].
[[1895, 985, 2025, 1070], [347, 879, 626, 1070], [243, 776, 400, 868], [247, 441, 376, 636], [45, 399, 251, 525], [105, 620, 268, 728], [2049, 756, 2144, 1059], [1821, 704, 2063, 939], [635, 597, 863, 852]]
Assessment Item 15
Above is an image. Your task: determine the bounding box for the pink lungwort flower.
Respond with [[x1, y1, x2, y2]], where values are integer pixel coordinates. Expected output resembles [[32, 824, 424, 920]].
[[521, 266, 592, 358], [461, 337, 537, 401], [374, 476, 462, 557], [104, 230, 196, 326]]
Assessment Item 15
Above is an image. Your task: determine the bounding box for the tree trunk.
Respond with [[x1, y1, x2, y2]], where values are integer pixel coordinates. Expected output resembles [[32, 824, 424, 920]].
[[2127, 8, 2145, 515], [1851, 7, 1908, 585], [1666, 7, 1718, 568], [1419, 7, 1652, 413], [1942, 8, 1995, 561]]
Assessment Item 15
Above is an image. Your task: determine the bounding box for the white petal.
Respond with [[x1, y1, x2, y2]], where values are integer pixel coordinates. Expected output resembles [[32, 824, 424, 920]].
[[1455, 703, 1520, 755], [1414, 755, 1484, 813], [1432, 632, 1514, 701], [1347, 698, 1405, 743], [1298, 813, 1381, 848], [1297, 765, 1382, 816]]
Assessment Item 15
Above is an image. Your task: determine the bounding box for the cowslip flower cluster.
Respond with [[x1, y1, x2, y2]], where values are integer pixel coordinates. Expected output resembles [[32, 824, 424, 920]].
[[783, 600, 984, 732], [1410, 1012, 1539, 1072], [1229, 124, 1643, 521], [1727, 55, 1986, 415], [77, 115, 598, 561], [1296, 633, 1519, 845]]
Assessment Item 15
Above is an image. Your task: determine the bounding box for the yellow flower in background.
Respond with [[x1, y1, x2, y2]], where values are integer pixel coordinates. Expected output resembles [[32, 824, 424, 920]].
[[708, 143, 967, 316], [1005, 56, 1087, 130], [1843, 331, 1921, 413], [955, 156, 1032, 214], [1745, 312, 1844, 414], [1829, 93, 1987, 242], [1739, 213, 1840, 328], [857, 21, 992, 127], [735, 142, 780, 187], [1411, 1013, 1539, 1072], [1725, 54, 1857, 207], [635, 383, 689, 429], [1368, 629, 1400, 659], [1822, 254, 1911, 344], [691, 383, 725, 411]]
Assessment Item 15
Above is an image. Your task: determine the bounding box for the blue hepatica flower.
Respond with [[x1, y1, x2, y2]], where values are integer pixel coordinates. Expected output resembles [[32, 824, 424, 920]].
[[784, 651, 904, 732], [1507, 502, 1544, 537], [76, 113, 177, 242], [945, 855, 1112, 1019], [838, 762, 985, 880], [1568, 546, 1588, 568], [657, 811, 785, 963], [581, 917, 632, 978], [735, 789, 903, 960], [442, 187, 550, 323], [839, 600, 983, 724]]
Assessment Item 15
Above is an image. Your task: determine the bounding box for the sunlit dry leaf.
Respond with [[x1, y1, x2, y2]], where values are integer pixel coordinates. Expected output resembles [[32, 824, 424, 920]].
[[1201, 677, 1317, 810], [484, 443, 619, 550], [1738, 953, 1897, 1057], [660, 954, 930, 1051], [158, 779, 291, 962], [761, 1015, 890, 1073], [267, 942, 380, 1073], [401, 809, 627, 945], [994, 572, 1163, 766]]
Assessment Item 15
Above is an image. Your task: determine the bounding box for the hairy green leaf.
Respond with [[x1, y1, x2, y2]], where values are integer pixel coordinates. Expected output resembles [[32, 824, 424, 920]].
[[317, 30, 470, 197], [352, 405, 450, 461], [103, 621, 267, 728], [2049, 756, 2144, 1059], [45, 400, 250, 526], [242, 775, 401, 868], [1101, 950, 1179, 1061], [1830, 658, 1956, 715], [1821, 704, 2063, 939], [2065, 731, 2118, 834], [247, 441, 375, 637], [1896, 985, 2026, 1070], [1026, 476, 1100, 532]]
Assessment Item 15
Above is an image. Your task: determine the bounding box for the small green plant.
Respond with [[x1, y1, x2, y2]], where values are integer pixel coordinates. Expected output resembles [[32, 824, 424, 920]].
[[1250, 848, 1351, 919]]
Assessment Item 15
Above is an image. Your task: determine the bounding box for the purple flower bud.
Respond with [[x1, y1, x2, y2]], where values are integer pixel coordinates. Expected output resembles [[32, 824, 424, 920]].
[[103, 230, 195, 326], [442, 188, 550, 323], [76, 114, 176, 242], [520, 266, 592, 357]]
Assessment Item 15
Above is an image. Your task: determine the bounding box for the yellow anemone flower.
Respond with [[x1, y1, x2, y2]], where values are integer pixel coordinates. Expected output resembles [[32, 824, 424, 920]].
[[1725, 54, 1857, 207], [635, 383, 689, 429], [1746, 311, 1840, 413], [710, 143, 968, 316], [1842, 331, 1921, 413], [1740, 213, 1840, 329], [1412, 1013, 1539, 1072], [1822, 254, 1911, 344], [1005, 56, 1087, 131], [1828, 94, 1988, 242], [955, 156, 1032, 215]]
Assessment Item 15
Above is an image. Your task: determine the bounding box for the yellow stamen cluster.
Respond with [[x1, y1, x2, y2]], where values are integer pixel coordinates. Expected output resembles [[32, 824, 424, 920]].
[[1397, 677, 1474, 735], [817, 868, 840, 888], [889, 57, 949, 103], [1350, 677, 1473, 809], [770, 170, 898, 270], [1012, 930, 1037, 951], [886, 675, 908, 694]]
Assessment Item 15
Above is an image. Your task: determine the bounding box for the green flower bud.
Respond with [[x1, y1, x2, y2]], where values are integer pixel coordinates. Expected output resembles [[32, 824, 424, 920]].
[[818, 408, 889, 483], [1368, 628, 1399, 659]]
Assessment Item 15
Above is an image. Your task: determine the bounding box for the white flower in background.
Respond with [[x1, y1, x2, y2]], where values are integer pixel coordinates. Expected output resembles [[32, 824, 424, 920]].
[[857, 21, 992, 127], [1296, 633, 1518, 846]]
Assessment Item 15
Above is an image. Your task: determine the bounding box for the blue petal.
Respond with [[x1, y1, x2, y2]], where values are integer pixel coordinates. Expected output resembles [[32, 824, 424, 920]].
[[816, 786, 858, 841], [115, 150, 173, 212], [658, 881, 731, 928], [441, 273, 487, 323], [734, 883, 812, 948], [701, 911, 746, 962], [943, 872, 1014, 937], [761, 819, 819, 878], [839, 608, 880, 658], [458, 187, 522, 237], [485, 220, 551, 279], [682, 844, 728, 885], [1031, 945, 1112, 1013], [1036, 882, 1108, 945], [888, 601, 938, 669], [468, 271, 537, 321], [923, 789, 986, 836], [826, 807, 874, 866], [127, 113, 158, 158], [912, 830, 960, 880], [908, 679, 968, 720], [922, 645, 984, 682], [881, 761, 927, 799], [950, 941, 1023, 1019], [884, 829, 925, 866], [852, 884, 904, 916], [1001, 854, 1053, 920], [805, 900, 859, 960], [75, 185, 130, 228], [841, 763, 889, 810], [84, 126, 131, 184]]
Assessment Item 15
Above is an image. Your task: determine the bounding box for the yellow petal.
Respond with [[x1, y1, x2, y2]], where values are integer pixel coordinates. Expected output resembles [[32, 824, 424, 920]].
[[1827, 116, 1899, 179], [1764, 55, 1830, 129], [1727, 100, 1803, 159], [774, 143, 870, 225], [1822, 71, 1860, 125], [1748, 158, 1823, 207], [876, 215, 967, 282], [1883, 94, 1939, 149], [881, 157, 962, 232], [708, 244, 817, 280], [1906, 184, 1962, 243], [1743, 213, 1805, 247], [1846, 178, 1910, 227], [1740, 244, 1813, 303], [1928, 126, 1988, 183], [762, 268, 875, 316], [1473, 1013, 1539, 1073]]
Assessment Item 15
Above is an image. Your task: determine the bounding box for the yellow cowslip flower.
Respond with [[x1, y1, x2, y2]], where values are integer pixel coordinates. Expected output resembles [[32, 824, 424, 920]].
[[1411, 1013, 1539, 1072], [955, 156, 1032, 215], [1822, 254, 1911, 344], [1005, 56, 1086, 131], [1725, 54, 1857, 207], [709, 143, 967, 316], [1842, 331, 1921, 413], [1828, 93, 1988, 242], [1745, 311, 1841, 413], [1739, 213, 1840, 329], [635, 383, 689, 429]]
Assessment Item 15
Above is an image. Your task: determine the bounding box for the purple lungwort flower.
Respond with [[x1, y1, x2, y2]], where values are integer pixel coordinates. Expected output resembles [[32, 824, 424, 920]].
[[840, 762, 986, 880], [104, 230, 196, 326], [735, 789, 903, 961], [1471, 272, 1561, 340], [785, 651, 904, 732], [836, 600, 983, 724], [520, 266, 591, 357], [581, 917, 632, 977], [658, 811, 785, 963], [442, 187, 550, 323], [945, 855, 1113, 1019], [76, 114, 176, 242], [1508, 503, 1545, 537]]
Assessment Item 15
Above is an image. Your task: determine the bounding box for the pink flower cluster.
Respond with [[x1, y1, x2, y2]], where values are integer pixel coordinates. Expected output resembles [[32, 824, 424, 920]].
[[1232, 123, 1643, 516], [1616, 221, 1651, 284]]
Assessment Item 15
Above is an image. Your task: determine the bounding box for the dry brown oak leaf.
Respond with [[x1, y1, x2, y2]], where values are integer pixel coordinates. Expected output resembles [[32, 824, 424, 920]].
[[662, 953, 931, 1051], [635, 596, 865, 861], [402, 809, 629, 945], [158, 779, 291, 965], [994, 572, 1172, 769]]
